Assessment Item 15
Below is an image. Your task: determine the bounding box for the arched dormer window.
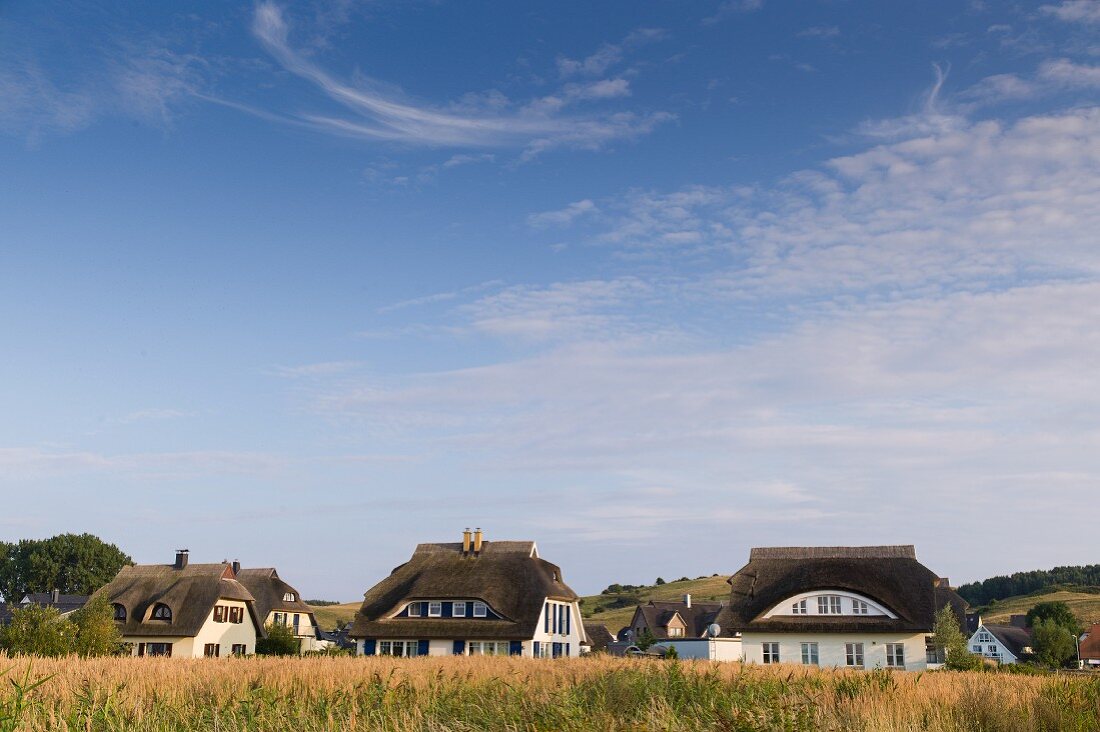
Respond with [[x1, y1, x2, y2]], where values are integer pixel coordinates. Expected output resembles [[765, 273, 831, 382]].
[[282, 592, 296, 602], [151, 603, 172, 621], [113, 603, 127, 621]]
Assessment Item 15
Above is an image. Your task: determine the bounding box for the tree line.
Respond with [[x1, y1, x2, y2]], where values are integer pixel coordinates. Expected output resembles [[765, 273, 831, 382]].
[[0, 533, 132, 602], [956, 565, 1100, 606]]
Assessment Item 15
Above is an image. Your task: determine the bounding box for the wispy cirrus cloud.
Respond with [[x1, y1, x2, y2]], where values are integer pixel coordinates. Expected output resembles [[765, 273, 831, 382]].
[[1040, 0, 1100, 23], [248, 3, 670, 154]]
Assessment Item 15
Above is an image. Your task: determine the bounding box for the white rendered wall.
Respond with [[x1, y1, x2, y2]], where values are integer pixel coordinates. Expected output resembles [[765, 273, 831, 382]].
[[740, 633, 929, 670]]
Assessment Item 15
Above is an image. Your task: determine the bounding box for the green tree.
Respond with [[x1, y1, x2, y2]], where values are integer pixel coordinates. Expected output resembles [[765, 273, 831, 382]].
[[1026, 601, 1081, 635], [1031, 618, 1078, 668], [635, 628, 657, 651], [71, 594, 124, 657], [931, 604, 982, 671], [0, 604, 76, 657], [655, 577, 666, 586], [0, 534, 131, 602], [256, 621, 300, 656]]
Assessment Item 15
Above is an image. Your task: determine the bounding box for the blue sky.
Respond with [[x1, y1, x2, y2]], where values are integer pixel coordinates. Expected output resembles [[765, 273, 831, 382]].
[[2, 0, 1099, 600]]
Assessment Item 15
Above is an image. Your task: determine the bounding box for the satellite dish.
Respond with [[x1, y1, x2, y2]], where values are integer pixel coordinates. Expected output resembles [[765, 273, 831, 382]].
[[706, 623, 721, 638]]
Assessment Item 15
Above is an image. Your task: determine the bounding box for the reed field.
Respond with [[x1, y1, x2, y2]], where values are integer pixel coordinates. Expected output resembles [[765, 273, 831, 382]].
[[1, 655, 1099, 732]]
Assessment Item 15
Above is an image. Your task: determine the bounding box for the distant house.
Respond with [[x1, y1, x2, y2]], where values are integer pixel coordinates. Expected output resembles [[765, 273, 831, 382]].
[[0, 590, 89, 625], [1080, 623, 1100, 668], [349, 529, 584, 658], [94, 550, 265, 658], [235, 566, 324, 653], [582, 622, 615, 653], [716, 545, 968, 670], [966, 616, 1032, 664], [625, 595, 723, 641]]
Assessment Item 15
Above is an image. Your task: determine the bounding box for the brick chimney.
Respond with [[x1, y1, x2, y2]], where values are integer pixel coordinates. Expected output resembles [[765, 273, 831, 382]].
[[175, 549, 189, 569], [462, 528, 472, 555], [473, 528, 483, 555]]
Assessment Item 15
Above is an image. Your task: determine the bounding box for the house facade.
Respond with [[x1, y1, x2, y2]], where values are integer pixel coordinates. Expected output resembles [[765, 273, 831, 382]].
[[966, 616, 1032, 664], [95, 550, 265, 658], [235, 566, 324, 653], [625, 595, 723, 641], [717, 545, 968, 671], [349, 529, 584, 658], [1080, 623, 1100, 668]]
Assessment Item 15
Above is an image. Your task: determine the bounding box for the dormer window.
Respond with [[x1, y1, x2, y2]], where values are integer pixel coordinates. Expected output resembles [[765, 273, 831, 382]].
[[453, 601, 467, 617], [852, 600, 869, 615], [473, 601, 487, 617], [407, 602, 422, 617], [151, 603, 172, 621], [428, 602, 442, 617], [791, 599, 807, 614], [817, 596, 842, 614], [113, 604, 126, 621], [283, 592, 296, 602]]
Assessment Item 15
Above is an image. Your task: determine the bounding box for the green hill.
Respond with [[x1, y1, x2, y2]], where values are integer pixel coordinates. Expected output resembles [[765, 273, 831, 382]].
[[309, 601, 361, 631], [580, 575, 731, 633], [978, 587, 1100, 627]]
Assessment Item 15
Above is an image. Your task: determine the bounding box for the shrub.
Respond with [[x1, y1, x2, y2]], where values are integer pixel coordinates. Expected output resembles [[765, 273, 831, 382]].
[[256, 622, 300, 656], [0, 605, 76, 657]]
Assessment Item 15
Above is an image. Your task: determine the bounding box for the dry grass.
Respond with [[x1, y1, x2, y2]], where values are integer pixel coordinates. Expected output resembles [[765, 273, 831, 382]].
[[308, 602, 361, 631], [2, 654, 1099, 731]]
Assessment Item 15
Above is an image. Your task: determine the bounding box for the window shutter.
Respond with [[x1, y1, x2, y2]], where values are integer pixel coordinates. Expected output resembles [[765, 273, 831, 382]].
[[565, 606, 570, 635], [533, 641, 540, 657], [544, 603, 550, 633], [417, 640, 429, 656], [453, 640, 465, 655], [363, 639, 376, 656], [442, 602, 453, 618], [565, 643, 570, 657], [509, 641, 523, 656]]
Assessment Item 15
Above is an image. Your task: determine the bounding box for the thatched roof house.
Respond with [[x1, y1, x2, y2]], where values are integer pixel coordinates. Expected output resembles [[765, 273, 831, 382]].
[[350, 529, 584, 658], [235, 566, 323, 651]]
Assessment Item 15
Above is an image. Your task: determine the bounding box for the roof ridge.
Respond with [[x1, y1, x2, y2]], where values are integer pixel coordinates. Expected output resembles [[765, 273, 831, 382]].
[[749, 545, 916, 560]]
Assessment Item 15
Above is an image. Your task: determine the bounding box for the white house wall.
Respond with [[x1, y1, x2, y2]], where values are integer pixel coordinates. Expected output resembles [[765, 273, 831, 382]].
[[657, 638, 743, 661], [740, 632, 930, 670], [966, 625, 1020, 664], [530, 598, 584, 657], [191, 599, 259, 657]]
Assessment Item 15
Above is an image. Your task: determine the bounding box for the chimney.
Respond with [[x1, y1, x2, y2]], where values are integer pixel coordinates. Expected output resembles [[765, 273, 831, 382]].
[[231, 559, 240, 574], [462, 528, 472, 555], [52, 588, 60, 603], [175, 549, 189, 569], [684, 594, 692, 609], [473, 528, 483, 555]]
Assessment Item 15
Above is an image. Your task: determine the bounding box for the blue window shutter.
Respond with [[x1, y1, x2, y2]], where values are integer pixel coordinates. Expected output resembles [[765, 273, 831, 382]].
[[453, 640, 465, 655], [443, 602, 453, 618], [417, 640, 429, 656], [552, 642, 562, 658], [566, 643, 570, 656], [533, 641, 540, 656], [510, 641, 523, 656], [565, 606, 570, 635], [363, 639, 376, 656], [544, 603, 550, 633]]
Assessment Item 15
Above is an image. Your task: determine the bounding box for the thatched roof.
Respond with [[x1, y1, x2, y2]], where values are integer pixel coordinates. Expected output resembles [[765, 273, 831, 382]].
[[349, 539, 577, 640], [583, 622, 615, 651], [715, 545, 968, 635], [235, 568, 316, 622], [94, 562, 265, 638], [21, 593, 89, 614], [635, 600, 724, 639], [984, 624, 1033, 658]]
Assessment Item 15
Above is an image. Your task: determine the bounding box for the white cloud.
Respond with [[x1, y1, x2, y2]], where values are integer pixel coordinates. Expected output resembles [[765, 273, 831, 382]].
[[1040, 0, 1100, 23], [798, 25, 840, 39], [527, 199, 600, 227], [250, 3, 669, 154]]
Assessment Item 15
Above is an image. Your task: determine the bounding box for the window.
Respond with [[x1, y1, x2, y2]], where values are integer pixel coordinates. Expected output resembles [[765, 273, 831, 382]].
[[977, 631, 993, 643], [669, 627, 684, 637], [818, 596, 842, 614], [972, 645, 982, 653], [468, 641, 509, 656], [378, 640, 419, 657], [886, 643, 905, 669], [213, 605, 227, 623], [407, 602, 422, 617], [112, 604, 126, 621], [536, 641, 551, 658], [845, 643, 864, 668], [473, 602, 487, 618], [283, 592, 296, 602], [800, 642, 819, 665], [762, 642, 780, 664], [987, 644, 998, 654], [852, 600, 869, 615], [428, 602, 442, 617], [229, 607, 243, 624], [204, 643, 220, 658], [791, 599, 807, 614], [231, 644, 247, 656], [151, 603, 172, 621], [139, 642, 172, 657], [453, 601, 467, 617]]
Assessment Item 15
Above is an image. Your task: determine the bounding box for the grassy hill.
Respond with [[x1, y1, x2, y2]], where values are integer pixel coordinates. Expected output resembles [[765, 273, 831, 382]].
[[309, 601, 361, 631], [979, 587, 1100, 626], [580, 575, 731, 632]]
